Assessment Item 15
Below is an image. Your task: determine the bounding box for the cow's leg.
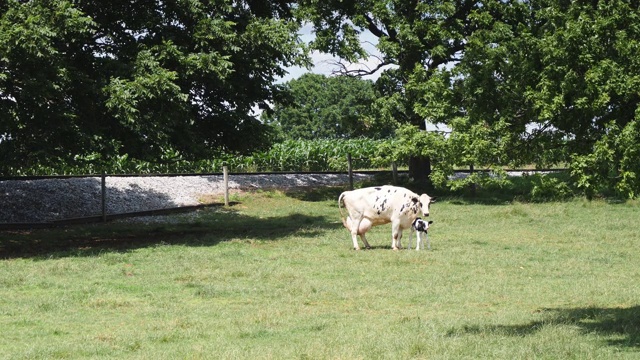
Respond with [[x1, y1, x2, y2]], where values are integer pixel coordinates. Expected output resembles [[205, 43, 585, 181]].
[[407, 230, 413, 250], [351, 230, 360, 250], [391, 225, 403, 250], [350, 215, 364, 250], [415, 231, 421, 251]]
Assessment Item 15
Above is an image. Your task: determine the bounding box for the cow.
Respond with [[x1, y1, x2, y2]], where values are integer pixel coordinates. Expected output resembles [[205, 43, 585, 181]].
[[338, 186, 435, 250], [408, 218, 434, 250]]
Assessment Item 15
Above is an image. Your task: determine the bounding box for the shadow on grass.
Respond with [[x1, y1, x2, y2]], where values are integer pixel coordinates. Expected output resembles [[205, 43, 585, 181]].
[[284, 186, 346, 202], [449, 306, 640, 349], [0, 206, 335, 260]]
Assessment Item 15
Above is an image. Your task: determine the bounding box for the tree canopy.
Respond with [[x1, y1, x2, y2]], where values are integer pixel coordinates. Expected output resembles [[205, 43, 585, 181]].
[[4, 0, 640, 198], [0, 0, 307, 174], [262, 73, 394, 139], [420, 0, 640, 198], [297, 0, 640, 198], [297, 0, 505, 182]]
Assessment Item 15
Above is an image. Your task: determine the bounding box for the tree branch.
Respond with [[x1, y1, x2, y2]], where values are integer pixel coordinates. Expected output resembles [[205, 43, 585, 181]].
[[363, 13, 387, 38], [327, 55, 392, 77]]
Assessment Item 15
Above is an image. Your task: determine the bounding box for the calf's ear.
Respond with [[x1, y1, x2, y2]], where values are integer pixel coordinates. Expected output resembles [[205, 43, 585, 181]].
[[428, 221, 434, 224]]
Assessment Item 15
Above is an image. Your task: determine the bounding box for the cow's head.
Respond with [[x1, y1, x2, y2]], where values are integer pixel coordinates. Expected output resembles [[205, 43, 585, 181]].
[[418, 194, 435, 217]]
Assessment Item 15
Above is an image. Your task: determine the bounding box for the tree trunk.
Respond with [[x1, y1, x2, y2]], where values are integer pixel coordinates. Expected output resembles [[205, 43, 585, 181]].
[[409, 155, 431, 185]]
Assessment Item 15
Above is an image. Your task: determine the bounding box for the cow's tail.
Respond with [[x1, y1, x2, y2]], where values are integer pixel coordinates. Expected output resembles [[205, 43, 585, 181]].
[[338, 192, 350, 230]]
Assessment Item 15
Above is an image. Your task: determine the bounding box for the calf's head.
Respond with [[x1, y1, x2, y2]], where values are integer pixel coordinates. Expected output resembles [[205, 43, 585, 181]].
[[412, 218, 433, 232]]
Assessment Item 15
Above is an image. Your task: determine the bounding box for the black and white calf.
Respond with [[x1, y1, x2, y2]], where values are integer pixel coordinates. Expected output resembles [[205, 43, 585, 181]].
[[407, 217, 434, 250]]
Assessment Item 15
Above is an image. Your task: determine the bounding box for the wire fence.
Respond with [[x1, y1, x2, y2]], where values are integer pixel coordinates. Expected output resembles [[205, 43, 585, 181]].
[[0, 167, 385, 229], [0, 153, 567, 229]]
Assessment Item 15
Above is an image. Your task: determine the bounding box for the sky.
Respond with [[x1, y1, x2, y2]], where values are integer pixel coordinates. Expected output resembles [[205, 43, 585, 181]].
[[278, 23, 392, 83]]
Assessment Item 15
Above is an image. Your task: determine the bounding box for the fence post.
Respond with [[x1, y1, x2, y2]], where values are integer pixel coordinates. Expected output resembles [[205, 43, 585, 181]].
[[101, 172, 107, 222], [470, 164, 477, 197], [347, 153, 354, 190], [392, 162, 398, 185], [223, 166, 229, 206]]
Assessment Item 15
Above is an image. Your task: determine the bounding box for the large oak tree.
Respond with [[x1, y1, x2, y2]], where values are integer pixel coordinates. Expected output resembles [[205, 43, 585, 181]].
[[0, 0, 307, 175], [296, 0, 507, 183]]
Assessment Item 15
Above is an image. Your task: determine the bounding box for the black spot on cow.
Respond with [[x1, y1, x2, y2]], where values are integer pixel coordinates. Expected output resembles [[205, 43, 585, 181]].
[[375, 187, 381, 190]]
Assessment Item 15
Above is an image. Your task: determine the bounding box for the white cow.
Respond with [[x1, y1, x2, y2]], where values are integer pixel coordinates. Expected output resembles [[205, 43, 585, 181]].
[[338, 185, 435, 250]]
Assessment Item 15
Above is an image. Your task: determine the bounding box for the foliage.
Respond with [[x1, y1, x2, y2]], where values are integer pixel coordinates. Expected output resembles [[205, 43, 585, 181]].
[[417, 0, 640, 198], [296, 0, 505, 181], [263, 73, 394, 139], [528, 173, 575, 202], [240, 138, 390, 171], [0, 0, 308, 175], [1, 138, 394, 175], [570, 118, 640, 199], [5, 0, 640, 199], [297, 0, 640, 198]]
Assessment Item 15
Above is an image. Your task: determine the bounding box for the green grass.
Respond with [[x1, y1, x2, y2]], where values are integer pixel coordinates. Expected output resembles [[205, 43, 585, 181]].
[[1, 187, 640, 359]]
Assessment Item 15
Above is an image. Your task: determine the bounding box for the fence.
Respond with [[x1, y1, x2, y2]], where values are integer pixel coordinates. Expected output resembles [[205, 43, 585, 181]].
[[0, 154, 565, 229], [0, 163, 387, 229]]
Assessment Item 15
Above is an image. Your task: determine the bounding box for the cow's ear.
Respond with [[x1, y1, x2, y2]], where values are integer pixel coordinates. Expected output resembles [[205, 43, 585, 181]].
[[430, 196, 437, 203]]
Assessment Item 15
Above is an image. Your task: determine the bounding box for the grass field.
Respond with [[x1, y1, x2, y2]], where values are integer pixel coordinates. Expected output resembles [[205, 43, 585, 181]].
[[1, 186, 639, 359]]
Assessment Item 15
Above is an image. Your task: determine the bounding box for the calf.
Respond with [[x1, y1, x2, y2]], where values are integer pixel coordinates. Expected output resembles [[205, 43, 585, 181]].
[[408, 218, 434, 250], [338, 185, 435, 250]]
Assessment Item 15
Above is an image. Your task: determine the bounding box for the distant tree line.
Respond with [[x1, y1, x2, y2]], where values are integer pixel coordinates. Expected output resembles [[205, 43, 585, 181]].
[[262, 73, 395, 140]]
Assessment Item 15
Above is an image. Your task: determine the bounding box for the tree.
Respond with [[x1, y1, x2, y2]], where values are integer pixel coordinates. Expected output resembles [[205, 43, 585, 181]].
[[419, 0, 640, 198], [0, 0, 308, 175], [296, 0, 507, 184], [412, 1, 543, 175], [262, 73, 393, 139], [532, 0, 640, 198]]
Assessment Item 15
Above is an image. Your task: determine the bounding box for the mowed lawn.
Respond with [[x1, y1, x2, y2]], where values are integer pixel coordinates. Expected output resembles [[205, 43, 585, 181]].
[[1, 187, 639, 359]]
